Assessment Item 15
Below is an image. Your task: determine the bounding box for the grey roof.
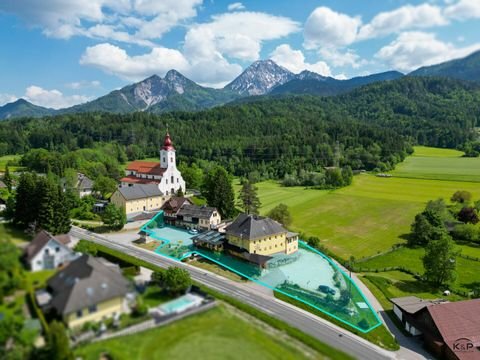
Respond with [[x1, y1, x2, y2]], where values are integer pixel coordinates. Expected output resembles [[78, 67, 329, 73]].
[[192, 230, 225, 245], [117, 184, 163, 200], [25, 230, 71, 262], [225, 214, 286, 240], [47, 255, 130, 315], [177, 204, 217, 219], [77, 174, 94, 190], [390, 296, 446, 315]]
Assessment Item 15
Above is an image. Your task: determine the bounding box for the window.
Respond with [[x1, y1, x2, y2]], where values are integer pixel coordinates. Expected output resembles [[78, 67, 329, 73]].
[[170, 157, 173, 163], [177, 178, 179, 183], [45, 249, 50, 255], [163, 157, 166, 163], [55, 247, 60, 253], [76, 310, 83, 318], [171, 176, 174, 183], [166, 179, 168, 184], [88, 305, 97, 314]]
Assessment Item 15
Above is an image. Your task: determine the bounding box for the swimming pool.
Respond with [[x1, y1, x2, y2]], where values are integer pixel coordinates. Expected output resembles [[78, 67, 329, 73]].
[[156, 294, 203, 315]]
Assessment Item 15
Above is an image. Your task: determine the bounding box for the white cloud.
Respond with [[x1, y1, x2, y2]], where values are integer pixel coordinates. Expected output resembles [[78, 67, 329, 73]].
[[318, 48, 367, 69], [270, 44, 331, 76], [358, 4, 447, 40], [23, 86, 91, 109], [0, 0, 202, 44], [65, 80, 101, 90], [444, 0, 480, 20], [0, 93, 18, 106], [80, 43, 190, 81], [228, 2, 245, 11], [375, 31, 480, 72], [304, 7, 361, 49], [185, 12, 300, 62]]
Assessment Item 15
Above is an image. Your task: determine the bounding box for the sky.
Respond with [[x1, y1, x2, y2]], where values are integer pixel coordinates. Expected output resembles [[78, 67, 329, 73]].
[[0, 0, 479, 109]]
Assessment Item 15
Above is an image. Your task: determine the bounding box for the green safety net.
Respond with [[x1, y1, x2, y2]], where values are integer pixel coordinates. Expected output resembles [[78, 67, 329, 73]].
[[141, 212, 381, 333]]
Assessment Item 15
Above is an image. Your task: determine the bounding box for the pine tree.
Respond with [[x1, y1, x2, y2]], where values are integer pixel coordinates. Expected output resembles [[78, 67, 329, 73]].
[[37, 177, 58, 233], [55, 186, 72, 234], [203, 166, 235, 218], [3, 165, 12, 191], [14, 172, 38, 227], [238, 180, 261, 215]]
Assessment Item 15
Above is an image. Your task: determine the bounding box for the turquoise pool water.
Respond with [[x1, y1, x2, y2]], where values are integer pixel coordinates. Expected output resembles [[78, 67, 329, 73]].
[[159, 294, 202, 314]]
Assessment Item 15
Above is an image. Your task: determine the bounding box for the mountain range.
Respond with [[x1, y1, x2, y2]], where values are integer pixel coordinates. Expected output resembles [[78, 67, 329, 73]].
[[1, 50, 480, 120]]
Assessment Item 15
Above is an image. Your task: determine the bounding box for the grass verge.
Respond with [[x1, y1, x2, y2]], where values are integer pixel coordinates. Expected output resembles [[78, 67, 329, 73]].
[[273, 292, 399, 351]]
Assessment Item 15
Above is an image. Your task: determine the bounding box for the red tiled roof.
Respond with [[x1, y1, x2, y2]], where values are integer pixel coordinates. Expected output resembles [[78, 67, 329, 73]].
[[120, 176, 160, 185], [125, 161, 166, 176], [428, 299, 480, 359]]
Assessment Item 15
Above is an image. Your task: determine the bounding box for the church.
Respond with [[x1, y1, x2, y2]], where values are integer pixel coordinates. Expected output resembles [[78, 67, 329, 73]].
[[120, 131, 186, 196]]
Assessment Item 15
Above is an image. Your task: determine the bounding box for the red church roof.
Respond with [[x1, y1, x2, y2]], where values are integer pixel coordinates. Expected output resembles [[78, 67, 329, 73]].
[[125, 161, 166, 176], [162, 132, 175, 151]]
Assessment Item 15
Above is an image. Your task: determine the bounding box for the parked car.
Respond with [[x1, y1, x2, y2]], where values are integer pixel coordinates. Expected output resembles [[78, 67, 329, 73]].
[[318, 285, 336, 295], [189, 229, 198, 235]]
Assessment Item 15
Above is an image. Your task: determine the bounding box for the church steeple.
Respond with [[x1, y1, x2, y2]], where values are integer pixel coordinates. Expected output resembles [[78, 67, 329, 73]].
[[162, 131, 175, 151], [160, 129, 176, 169]]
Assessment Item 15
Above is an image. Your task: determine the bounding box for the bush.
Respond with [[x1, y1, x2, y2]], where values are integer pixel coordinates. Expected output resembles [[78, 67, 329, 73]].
[[452, 224, 480, 243]]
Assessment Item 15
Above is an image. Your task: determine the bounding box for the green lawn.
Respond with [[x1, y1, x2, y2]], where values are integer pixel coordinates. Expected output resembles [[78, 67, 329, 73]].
[[0, 154, 23, 172], [0, 222, 30, 246], [244, 175, 480, 260], [75, 306, 315, 360], [391, 146, 480, 182]]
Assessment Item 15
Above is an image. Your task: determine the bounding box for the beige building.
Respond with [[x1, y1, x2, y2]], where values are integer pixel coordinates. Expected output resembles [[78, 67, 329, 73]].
[[176, 204, 222, 231], [40, 255, 130, 329], [226, 214, 298, 257], [111, 184, 166, 217]]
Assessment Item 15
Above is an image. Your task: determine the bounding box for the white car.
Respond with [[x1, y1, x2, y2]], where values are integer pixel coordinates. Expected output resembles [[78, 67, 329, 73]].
[[189, 229, 198, 235]]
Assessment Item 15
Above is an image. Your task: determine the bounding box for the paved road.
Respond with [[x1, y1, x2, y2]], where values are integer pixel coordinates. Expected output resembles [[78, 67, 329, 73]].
[[71, 226, 398, 360]]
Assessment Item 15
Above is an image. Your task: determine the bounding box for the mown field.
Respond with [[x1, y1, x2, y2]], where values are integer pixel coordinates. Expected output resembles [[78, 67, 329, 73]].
[[391, 146, 480, 182], [75, 305, 315, 360], [241, 174, 480, 260], [241, 146, 480, 300]]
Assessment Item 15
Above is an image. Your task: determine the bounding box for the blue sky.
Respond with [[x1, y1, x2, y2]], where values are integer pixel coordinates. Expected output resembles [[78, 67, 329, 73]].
[[0, 0, 479, 108]]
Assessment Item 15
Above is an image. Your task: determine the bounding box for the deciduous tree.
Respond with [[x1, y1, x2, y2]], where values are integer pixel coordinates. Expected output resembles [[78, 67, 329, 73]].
[[423, 234, 459, 286]]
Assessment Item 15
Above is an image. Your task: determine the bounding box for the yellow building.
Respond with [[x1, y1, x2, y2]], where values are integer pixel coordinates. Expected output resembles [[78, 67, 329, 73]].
[[111, 184, 166, 217], [43, 255, 130, 329], [225, 214, 298, 258]]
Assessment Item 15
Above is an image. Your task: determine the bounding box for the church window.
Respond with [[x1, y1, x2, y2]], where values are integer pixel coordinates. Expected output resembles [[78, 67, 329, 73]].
[[163, 157, 166, 163], [170, 157, 173, 163], [171, 176, 174, 183]]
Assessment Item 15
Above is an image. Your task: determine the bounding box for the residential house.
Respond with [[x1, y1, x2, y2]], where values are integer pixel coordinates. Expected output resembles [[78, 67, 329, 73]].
[[110, 183, 166, 218], [41, 255, 130, 329], [62, 173, 94, 198], [176, 204, 221, 231], [160, 197, 193, 225], [391, 296, 480, 360], [24, 230, 79, 272], [120, 131, 186, 196], [226, 214, 298, 256], [77, 173, 94, 198]]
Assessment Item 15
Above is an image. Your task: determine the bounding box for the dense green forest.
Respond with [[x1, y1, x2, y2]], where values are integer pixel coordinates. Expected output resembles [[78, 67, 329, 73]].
[[0, 77, 478, 180]]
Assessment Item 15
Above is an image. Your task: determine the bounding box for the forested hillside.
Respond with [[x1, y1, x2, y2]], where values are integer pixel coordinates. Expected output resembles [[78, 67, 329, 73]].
[[0, 77, 478, 179]]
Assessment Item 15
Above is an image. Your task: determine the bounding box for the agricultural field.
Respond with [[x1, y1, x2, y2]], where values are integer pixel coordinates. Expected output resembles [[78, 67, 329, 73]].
[[75, 305, 315, 360], [243, 175, 480, 260], [391, 146, 480, 182], [242, 146, 480, 301]]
